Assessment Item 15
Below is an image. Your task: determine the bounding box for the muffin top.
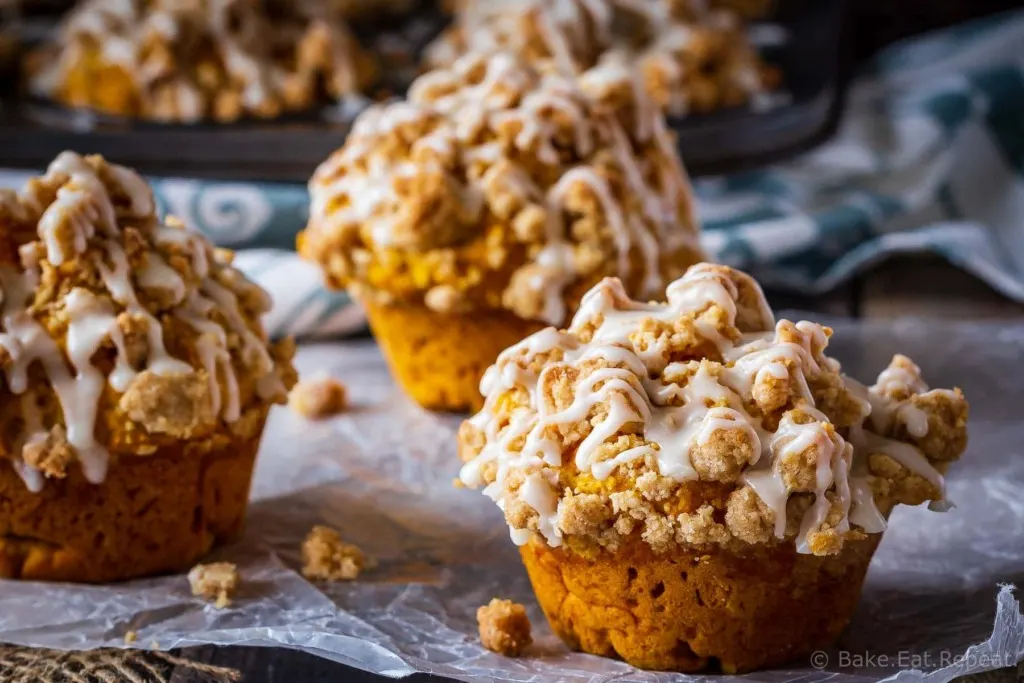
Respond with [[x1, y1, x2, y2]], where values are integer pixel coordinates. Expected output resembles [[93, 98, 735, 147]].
[[0, 152, 296, 491], [426, 0, 776, 117], [300, 50, 704, 325], [26, 0, 376, 123], [457, 264, 969, 557]]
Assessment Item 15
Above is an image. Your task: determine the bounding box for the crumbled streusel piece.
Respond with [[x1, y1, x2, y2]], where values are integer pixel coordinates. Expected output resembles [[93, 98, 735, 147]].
[[301, 525, 371, 581], [675, 504, 730, 547], [724, 486, 774, 545], [289, 377, 349, 419], [118, 370, 215, 438], [557, 491, 613, 538], [188, 562, 239, 609], [689, 423, 758, 483], [477, 598, 532, 656], [21, 427, 74, 480]]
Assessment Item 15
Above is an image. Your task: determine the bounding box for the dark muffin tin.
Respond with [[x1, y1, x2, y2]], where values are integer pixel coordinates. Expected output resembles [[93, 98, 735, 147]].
[[0, 0, 846, 181]]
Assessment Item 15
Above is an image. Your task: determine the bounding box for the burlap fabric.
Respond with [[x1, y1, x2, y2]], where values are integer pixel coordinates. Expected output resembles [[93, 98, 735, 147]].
[[0, 646, 239, 682]]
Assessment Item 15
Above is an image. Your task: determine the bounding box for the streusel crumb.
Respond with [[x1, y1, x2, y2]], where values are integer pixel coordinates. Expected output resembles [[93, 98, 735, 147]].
[[188, 562, 239, 609], [477, 598, 532, 656], [301, 525, 371, 581], [289, 377, 349, 419], [458, 264, 970, 557], [21, 428, 74, 480]]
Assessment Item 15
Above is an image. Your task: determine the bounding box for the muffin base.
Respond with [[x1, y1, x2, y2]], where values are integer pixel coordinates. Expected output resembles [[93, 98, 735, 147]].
[[520, 535, 881, 673], [0, 416, 266, 583], [363, 301, 545, 412]]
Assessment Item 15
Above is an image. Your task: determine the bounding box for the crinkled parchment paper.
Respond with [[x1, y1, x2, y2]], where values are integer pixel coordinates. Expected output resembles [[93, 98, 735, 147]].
[[1, 317, 1023, 683]]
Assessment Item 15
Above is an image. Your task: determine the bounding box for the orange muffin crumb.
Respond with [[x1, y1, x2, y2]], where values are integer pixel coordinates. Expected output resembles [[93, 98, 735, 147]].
[[477, 598, 532, 656], [290, 377, 348, 418], [301, 525, 371, 581], [188, 562, 239, 609]]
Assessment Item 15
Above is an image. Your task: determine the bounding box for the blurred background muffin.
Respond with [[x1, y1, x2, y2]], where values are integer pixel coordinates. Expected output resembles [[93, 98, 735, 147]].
[[22, 0, 378, 123], [426, 0, 780, 118], [299, 50, 706, 411]]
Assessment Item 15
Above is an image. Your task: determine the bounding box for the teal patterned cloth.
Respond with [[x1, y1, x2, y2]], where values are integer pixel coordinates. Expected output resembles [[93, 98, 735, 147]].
[[2, 10, 1023, 337]]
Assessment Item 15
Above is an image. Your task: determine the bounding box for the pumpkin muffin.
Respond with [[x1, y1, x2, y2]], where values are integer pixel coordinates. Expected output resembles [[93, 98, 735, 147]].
[[426, 0, 780, 118], [24, 0, 377, 123], [299, 51, 705, 411], [0, 152, 296, 583], [457, 263, 969, 672]]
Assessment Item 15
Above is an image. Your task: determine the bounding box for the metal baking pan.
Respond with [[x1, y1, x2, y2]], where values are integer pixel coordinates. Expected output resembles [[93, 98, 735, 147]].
[[0, 0, 846, 181]]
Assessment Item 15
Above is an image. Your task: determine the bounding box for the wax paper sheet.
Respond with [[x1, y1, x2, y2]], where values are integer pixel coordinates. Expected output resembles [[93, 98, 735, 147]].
[[0, 317, 1022, 683]]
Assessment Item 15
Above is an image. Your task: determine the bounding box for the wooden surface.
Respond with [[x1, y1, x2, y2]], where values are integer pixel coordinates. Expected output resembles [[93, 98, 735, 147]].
[[10, 256, 1024, 683]]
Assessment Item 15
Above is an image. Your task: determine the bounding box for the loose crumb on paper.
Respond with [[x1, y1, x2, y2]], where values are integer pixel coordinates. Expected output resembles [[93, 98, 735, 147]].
[[301, 525, 372, 581], [289, 377, 349, 418], [124, 630, 138, 645], [477, 598, 532, 656], [188, 562, 239, 608]]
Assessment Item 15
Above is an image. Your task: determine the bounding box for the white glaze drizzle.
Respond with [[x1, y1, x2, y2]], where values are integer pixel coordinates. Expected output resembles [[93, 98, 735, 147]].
[[0, 153, 285, 490], [461, 265, 955, 552]]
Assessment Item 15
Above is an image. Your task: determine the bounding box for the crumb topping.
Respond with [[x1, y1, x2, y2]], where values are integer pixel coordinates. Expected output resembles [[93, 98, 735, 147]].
[[0, 152, 297, 492], [301, 525, 371, 581], [301, 50, 704, 325], [426, 0, 779, 118], [26, 0, 376, 123], [289, 376, 348, 418], [188, 561, 239, 608], [457, 264, 970, 556], [477, 598, 532, 656]]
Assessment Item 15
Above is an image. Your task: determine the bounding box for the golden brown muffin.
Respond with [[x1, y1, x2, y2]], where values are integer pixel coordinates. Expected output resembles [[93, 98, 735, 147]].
[[0, 152, 296, 583], [457, 263, 969, 672], [299, 51, 705, 411], [24, 0, 377, 123], [426, 0, 780, 118]]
